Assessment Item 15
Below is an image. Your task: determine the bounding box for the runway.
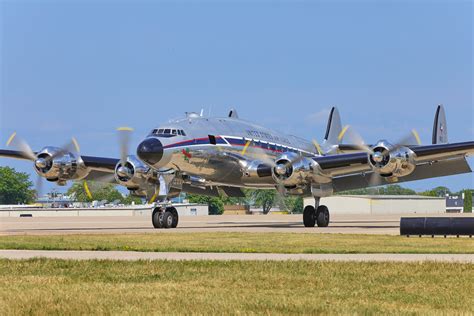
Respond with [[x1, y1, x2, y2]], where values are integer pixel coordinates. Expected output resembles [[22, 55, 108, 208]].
[[1, 213, 473, 236], [1, 249, 473, 262]]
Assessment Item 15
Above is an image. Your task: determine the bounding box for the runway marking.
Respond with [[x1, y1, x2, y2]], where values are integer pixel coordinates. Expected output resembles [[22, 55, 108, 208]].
[[0, 250, 473, 263]]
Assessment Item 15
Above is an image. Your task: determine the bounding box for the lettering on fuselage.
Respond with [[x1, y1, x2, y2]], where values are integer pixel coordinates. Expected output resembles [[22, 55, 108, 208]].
[[245, 130, 291, 144]]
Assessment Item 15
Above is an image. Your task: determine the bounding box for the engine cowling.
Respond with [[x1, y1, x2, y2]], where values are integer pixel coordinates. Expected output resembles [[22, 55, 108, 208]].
[[34, 147, 87, 185], [368, 140, 416, 178], [114, 155, 155, 195], [272, 153, 319, 187]]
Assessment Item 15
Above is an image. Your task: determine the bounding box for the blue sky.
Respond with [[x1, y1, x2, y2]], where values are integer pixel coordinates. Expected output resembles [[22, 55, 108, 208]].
[[1, 1, 472, 193]]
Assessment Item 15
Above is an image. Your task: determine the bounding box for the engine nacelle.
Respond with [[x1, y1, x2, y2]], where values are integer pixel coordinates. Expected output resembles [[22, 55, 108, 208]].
[[114, 155, 155, 194], [368, 140, 416, 178], [272, 153, 321, 188], [34, 146, 87, 185]]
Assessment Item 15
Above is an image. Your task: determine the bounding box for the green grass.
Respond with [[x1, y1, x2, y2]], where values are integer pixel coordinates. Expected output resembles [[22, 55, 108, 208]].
[[1, 232, 473, 253], [0, 259, 472, 315]]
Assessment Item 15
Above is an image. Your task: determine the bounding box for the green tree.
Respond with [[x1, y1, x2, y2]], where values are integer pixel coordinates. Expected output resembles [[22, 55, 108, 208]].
[[187, 194, 225, 215], [0, 167, 35, 204], [67, 181, 123, 203], [461, 189, 472, 213], [340, 185, 416, 196], [252, 189, 276, 214], [420, 186, 451, 197], [284, 196, 304, 214]]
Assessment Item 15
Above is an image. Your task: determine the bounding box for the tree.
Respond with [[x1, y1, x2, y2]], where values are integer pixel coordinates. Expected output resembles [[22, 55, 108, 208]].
[[284, 196, 304, 214], [0, 167, 35, 204], [252, 189, 276, 214], [67, 181, 123, 203], [187, 194, 225, 215], [340, 185, 416, 196], [420, 186, 451, 197], [461, 189, 472, 213]]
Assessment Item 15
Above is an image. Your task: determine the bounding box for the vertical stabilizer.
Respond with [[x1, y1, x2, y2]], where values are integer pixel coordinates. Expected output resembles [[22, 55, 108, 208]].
[[323, 107, 342, 147], [432, 105, 448, 144]]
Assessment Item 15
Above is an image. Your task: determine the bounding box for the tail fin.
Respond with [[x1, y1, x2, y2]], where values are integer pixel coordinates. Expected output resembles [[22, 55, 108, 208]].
[[432, 104, 448, 144], [323, 107, 342, 147]]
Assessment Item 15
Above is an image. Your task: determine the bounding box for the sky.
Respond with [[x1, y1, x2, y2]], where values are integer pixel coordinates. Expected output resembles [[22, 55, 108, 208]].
[[0, 0, 472, 194]]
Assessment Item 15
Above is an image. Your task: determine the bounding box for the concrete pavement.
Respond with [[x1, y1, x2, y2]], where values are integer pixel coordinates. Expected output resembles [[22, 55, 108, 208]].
[[1, 249, 473, 262]]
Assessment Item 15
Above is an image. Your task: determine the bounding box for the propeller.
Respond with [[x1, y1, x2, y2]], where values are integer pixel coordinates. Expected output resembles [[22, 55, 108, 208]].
[[6, 132, 36, 160], [6, 132, 84, 198], [116, 127, 134, 180], [239, 139, 307, 209], [338, 125, 422, 187]]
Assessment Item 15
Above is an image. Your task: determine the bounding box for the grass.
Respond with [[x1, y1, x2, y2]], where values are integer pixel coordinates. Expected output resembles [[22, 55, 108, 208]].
[[0, 259, 472, 315], [0, 232, 473, 254]]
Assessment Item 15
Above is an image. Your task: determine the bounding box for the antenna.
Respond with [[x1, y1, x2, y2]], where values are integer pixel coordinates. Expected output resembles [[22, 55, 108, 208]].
[[208, 105, 212, 117], [200, 109, 204, 117]]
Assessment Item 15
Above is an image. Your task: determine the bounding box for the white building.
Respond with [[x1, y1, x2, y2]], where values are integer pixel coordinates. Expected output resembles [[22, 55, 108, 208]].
[[304, 195, 445, 215]]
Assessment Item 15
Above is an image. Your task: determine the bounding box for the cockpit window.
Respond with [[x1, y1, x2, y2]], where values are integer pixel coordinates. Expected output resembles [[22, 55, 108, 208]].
[[150, 128, 187, 138]]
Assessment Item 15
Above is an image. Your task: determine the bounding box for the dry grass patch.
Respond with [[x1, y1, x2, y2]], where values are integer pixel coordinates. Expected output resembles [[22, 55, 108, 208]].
[[0, 232, 473, 254], [0, 259, 472, 315]]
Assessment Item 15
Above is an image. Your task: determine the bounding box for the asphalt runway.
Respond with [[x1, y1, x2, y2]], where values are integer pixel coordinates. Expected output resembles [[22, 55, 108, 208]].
[[1, 249, 473, 263], [1, 213, 473, 236]]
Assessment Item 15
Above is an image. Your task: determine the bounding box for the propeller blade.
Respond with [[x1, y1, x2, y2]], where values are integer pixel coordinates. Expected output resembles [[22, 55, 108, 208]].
[[117, 127, 134, 165], [368, 172, 384, 188], [312, 139, 323, 156], [338, 125, 372, 153], [83, 181, 93, 200], [391, 129, 422, 151], [51, 137, 81, 159], [241, 140, 277, 167], [35, 175, 43, 199], [6, 132, 36, 160]]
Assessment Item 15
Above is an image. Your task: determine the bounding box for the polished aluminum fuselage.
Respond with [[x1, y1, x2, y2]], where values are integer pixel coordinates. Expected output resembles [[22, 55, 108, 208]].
[[147, 115, 316, 188]]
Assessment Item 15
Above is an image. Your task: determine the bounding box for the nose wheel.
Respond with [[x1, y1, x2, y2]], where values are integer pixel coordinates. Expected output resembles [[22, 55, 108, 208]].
[[303, 205, 330, 227]]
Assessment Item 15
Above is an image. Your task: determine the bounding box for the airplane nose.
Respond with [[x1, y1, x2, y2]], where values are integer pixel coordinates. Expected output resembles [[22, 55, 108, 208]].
[[137, 138, 163, 166]]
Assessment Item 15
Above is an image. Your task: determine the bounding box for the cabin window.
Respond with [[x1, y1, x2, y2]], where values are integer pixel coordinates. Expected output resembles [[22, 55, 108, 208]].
[[208, 135, 217, 145], [181, 130, 187, 136], [172, 129, 177, 135]]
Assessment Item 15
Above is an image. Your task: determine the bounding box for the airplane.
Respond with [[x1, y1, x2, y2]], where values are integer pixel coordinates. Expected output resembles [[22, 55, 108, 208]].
[[1, 105, 473, 229]]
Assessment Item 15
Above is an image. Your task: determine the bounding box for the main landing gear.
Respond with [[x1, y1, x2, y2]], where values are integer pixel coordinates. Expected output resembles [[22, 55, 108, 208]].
[[152, 206, 179, 229], [303, 204, 330, 228]]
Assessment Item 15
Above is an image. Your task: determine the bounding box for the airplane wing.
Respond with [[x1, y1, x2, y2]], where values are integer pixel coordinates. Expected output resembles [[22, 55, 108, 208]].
[[0, 149, 119, 181], [311, 141, 474, 193]]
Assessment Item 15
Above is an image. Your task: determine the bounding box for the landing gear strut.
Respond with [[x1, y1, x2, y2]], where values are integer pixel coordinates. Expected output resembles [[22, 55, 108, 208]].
[[152, 206, 179, 229], [303, 200, 330, 227]]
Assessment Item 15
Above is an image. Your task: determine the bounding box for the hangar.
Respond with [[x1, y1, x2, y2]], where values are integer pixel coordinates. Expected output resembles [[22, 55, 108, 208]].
[[304, 195, 445, 215]]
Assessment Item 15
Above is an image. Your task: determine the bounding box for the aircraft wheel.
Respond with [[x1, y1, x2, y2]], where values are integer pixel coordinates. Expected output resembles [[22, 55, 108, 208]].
[[316, 205, 330, 227], [152, 207, 165, 229], [162, 211, 174, 229], [303, 205, 316, 227], [166, 207, 179, 228]]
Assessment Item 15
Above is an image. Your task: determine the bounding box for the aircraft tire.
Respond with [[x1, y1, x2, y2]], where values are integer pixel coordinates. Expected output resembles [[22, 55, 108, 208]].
[[303, 205, 316, 227], [162, 211, 174, 229], [166, 207, 179, 228], [152, 207, 165, 229], [316, 205, 330, 227]]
